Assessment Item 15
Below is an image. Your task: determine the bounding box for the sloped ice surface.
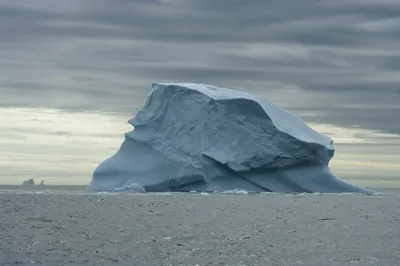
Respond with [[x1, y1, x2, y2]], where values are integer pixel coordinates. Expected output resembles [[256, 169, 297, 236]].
[[88, 83, 370, 194]]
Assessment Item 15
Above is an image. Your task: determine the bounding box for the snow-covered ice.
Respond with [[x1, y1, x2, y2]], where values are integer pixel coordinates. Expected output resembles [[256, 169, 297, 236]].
[[88, 83, 370, 193]]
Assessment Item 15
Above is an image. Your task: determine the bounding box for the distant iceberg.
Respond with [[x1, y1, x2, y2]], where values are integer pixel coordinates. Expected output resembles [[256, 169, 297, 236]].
[[23, 179, 35, 187], [88, 83, 370, 194], [22, 179, 44, 187]]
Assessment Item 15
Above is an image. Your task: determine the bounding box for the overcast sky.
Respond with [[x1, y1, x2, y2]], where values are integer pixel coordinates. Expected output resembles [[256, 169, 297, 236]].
[[1, 0, 399, 186]]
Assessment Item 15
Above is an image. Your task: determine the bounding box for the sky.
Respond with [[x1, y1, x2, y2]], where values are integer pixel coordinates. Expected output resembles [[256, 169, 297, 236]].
[[0, 0, 399, 187]]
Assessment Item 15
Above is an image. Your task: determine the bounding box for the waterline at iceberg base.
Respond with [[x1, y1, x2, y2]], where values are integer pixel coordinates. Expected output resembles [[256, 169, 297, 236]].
[[88, 83, 371, 194]]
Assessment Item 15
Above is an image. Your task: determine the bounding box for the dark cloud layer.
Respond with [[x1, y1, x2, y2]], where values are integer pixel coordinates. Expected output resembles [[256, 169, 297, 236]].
[[1, 0, 400, 135]]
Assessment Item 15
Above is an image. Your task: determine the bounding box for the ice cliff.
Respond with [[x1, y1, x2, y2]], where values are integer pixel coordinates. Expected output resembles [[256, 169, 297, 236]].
[[88, 83, 370, 193]]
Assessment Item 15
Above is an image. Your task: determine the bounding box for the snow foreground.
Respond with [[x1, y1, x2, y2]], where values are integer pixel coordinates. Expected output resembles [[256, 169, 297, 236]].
[[88, 83, 371, 194]]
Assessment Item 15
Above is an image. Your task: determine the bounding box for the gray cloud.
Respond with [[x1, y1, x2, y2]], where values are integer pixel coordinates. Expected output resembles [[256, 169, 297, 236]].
[[1, 0, 400, 136]]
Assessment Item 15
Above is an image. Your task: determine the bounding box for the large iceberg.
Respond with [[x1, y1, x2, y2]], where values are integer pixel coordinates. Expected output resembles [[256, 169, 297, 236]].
[[88, 83, 370, 193]]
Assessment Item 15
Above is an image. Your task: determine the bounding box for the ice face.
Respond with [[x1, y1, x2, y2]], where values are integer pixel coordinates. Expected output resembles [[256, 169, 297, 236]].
[[87, 83, 370, 194]]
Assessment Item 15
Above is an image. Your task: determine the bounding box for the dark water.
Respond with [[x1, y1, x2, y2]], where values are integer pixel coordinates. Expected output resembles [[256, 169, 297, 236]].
[[1, 190, 400, 265], [0, 185, 87, 194], [0, 185, 399, 195]]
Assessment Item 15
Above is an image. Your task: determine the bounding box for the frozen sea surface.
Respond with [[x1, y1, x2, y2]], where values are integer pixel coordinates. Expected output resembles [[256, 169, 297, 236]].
[[0, 186, 400, 265]]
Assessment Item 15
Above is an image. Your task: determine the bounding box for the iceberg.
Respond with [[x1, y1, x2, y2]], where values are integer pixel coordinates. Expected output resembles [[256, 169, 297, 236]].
[[88, 83, 370, 193], [22, 178, 35, 187]]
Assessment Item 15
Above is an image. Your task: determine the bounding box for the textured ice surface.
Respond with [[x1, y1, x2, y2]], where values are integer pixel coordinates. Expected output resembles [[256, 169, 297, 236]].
[[88, 83, 370, 193]]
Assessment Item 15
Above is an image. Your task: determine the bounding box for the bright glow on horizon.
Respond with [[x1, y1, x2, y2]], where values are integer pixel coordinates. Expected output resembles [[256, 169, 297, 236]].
[[0, 107, 399, 187], [0, 108, 131, 185]]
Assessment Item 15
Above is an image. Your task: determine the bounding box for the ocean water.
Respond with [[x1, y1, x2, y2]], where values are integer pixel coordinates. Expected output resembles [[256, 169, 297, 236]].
[[1, 185, 400, 265], [0, 185, 399, 196], [0, 185, 88, 195]]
